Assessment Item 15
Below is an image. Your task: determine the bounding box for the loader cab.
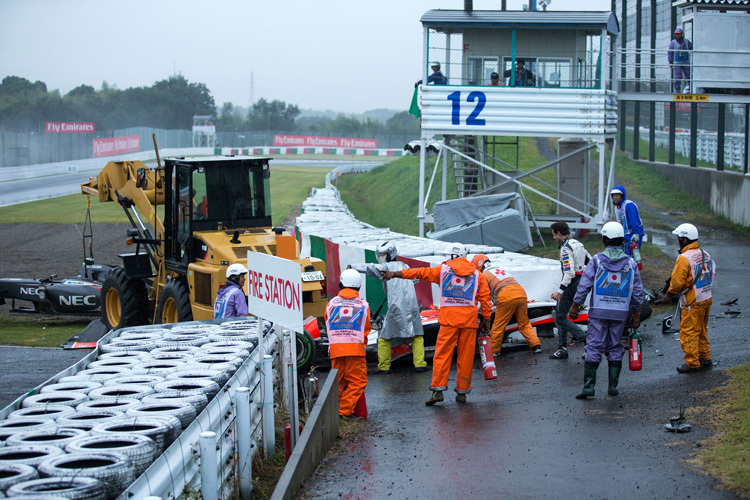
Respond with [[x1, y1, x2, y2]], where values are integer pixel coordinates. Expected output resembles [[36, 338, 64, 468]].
[[163, 156, 272, 272]]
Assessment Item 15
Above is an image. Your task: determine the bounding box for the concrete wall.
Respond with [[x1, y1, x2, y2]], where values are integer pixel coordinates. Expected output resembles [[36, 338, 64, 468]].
[[271, 369, 340, 500], [640, 160, 750, 226]]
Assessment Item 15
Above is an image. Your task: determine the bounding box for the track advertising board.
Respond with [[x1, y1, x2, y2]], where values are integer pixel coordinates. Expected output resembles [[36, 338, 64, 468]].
[[246, 251, 303, 332]]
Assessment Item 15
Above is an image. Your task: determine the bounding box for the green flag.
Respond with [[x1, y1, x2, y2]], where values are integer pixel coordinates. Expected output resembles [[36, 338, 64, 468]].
[[409, 86, 421, 118]]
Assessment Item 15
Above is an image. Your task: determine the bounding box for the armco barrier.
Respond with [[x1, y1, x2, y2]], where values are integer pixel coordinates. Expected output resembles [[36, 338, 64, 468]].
[[271, 370, 340, 500]]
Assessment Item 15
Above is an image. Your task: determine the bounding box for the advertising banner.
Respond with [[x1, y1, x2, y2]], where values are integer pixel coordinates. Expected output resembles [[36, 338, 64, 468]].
[[246, 251, 303, 332], [274, 134, 377, 149], [93, 135, 140, 158], [45, 122, 95, 133]]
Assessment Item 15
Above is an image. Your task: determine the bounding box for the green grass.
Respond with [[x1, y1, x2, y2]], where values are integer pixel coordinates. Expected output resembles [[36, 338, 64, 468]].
[[700, 363, 750, 496], [0, 165, 333, 227], [0, 316, 89, 347]]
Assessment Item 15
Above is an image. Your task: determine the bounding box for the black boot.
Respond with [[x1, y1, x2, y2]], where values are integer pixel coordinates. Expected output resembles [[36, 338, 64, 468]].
[[608, 360, 622, 396], [576, 362, 599, 399]]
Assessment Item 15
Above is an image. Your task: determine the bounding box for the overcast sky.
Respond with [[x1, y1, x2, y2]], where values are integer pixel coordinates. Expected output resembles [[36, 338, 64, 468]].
[[1, 0, 612, 115]]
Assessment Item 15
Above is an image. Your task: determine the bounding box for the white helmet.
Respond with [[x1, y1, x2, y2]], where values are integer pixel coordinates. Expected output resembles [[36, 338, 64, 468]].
[[672, 223, 699, 240], [375, 241, 397, 264], [445, 242, 468, 260], [610, 187, 624, 196], [226, 263, 248, 279], [431, 61, 441, 69], [339, 269, 362, 290], [601, 221, 625, 239]]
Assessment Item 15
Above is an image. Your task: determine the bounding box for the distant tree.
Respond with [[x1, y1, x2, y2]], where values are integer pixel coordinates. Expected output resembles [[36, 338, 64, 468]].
[[247, 98, 300, 131], [0, 76, 47, 97], [215, 102, 245, 131], [385, 111, 421, 136]]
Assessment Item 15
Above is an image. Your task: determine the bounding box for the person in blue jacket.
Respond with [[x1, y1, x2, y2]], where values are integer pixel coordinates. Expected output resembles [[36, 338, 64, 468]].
[[610, 185, 644, 256], [214, 263, 249, 318]]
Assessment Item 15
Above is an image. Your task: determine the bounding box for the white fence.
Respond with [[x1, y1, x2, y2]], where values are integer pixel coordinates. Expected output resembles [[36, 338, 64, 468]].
[[649, 129, 746, 169]]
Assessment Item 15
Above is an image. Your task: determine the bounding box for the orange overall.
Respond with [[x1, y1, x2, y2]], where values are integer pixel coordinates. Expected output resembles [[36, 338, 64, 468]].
[[325, 288, 372, 417], [668, 241, 716, 369], [402, 258, 492, 394], [482, 270, 540, 354]]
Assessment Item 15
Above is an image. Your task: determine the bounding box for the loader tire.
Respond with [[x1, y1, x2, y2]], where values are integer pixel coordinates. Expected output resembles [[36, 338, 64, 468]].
[[155, 279, 193, 325], [100, 267, 149, 331], [297, 329, 316, 373]]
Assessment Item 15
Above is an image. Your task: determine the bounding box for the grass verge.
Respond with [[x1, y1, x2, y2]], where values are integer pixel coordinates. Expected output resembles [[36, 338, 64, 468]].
[[0, 316, 90, 347], [699, 363, 750, 496]]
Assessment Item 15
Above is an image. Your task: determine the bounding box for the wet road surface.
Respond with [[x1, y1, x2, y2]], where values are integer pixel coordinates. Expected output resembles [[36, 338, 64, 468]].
[[301, 238, 749, 499]]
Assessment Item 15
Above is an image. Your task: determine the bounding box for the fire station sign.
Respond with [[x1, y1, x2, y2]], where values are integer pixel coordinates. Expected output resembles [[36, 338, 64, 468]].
[[246, 251, 303, 332]]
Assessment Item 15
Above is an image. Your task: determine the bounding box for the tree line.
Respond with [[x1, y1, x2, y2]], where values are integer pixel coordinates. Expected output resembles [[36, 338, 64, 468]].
[[0, 75, 419, 136]]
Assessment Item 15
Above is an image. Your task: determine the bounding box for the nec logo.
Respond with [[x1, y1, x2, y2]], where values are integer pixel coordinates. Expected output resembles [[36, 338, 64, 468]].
[[59, 295, 97, 306], [19, 287, 43, 297]]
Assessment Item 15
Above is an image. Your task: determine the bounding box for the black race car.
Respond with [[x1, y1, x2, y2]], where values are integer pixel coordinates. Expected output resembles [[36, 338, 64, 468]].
[[0, 259, 113, 315]]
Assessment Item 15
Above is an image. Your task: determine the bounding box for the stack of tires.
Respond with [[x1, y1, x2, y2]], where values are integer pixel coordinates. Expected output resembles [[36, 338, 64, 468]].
[[0, 319, 270, 499]]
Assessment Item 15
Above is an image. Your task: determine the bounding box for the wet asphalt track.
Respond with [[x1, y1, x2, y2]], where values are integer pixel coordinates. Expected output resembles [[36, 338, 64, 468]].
[[300, 239, 749, 499]]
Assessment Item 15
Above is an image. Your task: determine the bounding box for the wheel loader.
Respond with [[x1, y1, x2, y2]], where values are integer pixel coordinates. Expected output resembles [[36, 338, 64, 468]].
[[80, 155, 327, 331]]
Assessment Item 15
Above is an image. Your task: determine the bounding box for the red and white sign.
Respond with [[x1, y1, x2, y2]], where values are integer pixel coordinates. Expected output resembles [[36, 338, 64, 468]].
[[93, 135, 140, 158], [247, 251, 303, 332], [45, 122, 95, 133], [274, 134, 377, 149]]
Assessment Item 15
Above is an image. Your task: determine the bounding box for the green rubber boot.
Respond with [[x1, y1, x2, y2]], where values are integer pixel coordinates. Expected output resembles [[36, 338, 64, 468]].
[[576, 362, 599, 399], [608, 360, 622, 396]]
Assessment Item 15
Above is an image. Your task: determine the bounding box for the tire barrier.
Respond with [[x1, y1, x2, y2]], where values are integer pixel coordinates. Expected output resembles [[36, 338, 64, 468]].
[[138, 361, 186, 375], [201, 340, 255, 353], [7, 476, 107, 500], [0, 463, 38, 492], [55, 410, 125, 432], [147, 352, 194, 362], [65, 434, 156, 478], [151, 337, 209, 349], [96, 351, 150, 361], [126, 402, 197, 430], [198, 346, 250, 360], [99, 339, 155, 354], [59, 368, 131, 383], [166, 369, 230, 387], [91, 417, 181, 455], [40, 382, 103, 396], [7, 406, 76, 421], [0, 419, 56, 445], [36, 452, 134, 500], [141, 392, 209, 415], [86, 359, 142, 371], [75, 400, 142, 414], [0, 445, 65, 467], [21, 393, 89, 409], [6, 427, 88, 449], [154, 379, 221, 402], [103, 375, 165, 388], [86, 385, 154, 402]]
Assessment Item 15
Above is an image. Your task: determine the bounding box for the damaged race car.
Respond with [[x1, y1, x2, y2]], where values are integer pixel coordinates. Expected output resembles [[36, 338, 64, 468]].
[[0, 259, 112, 316]]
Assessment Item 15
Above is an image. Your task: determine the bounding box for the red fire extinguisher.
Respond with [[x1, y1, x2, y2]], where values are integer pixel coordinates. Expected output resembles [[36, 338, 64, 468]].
[[629, 329, 642, 371], [477, 335, 498, 380], [353, 392, 368, 419], [630, 241, 643, 271]]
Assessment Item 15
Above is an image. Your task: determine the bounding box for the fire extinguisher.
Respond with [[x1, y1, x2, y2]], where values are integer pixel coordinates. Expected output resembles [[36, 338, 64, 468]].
[[629, 329, 642, 371], [477, 336, 498, 380], [630, 241, 643, 271]]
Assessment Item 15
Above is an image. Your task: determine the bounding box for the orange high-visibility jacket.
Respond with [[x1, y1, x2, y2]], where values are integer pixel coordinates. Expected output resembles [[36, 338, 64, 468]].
[[668, 241, 716, 308], [402, 258, 492, 327], [325, 288, 371, 359]]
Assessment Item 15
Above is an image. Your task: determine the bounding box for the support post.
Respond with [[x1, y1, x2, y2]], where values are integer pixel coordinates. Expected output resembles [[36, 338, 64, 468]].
[[284, 329, 299, 449], [419, 138, 426, 237], [236, 387, 252, 500], [669, 104, 676, 164], [598, 141, 607, 223], [442, 144, 448, 202], [261, 354, 275, 458], [199, 432, 218, 500], [717, 103, 725, 171], [690, 102, 698, 166]]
